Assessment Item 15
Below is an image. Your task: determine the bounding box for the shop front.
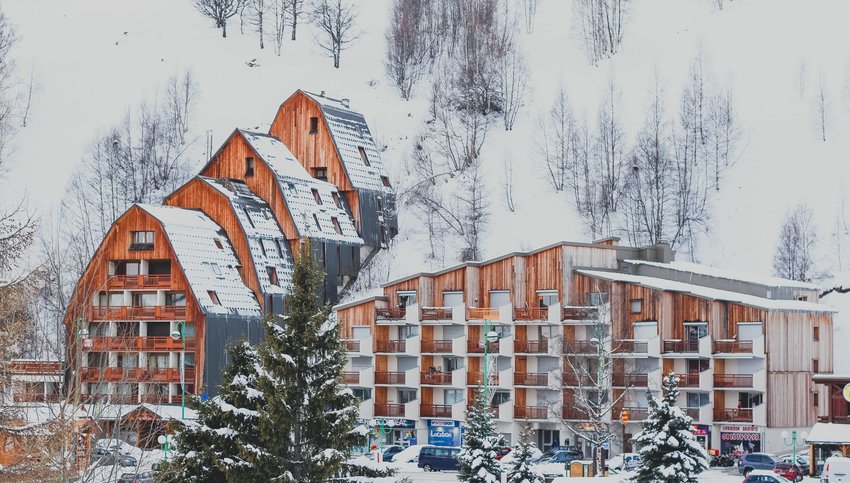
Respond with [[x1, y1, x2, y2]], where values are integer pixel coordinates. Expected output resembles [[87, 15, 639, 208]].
[[691, 424, 712, 451], [718, 424, 763, 454], [428, 419, 462, 447], [806, 422, 850, 476], [367, 418, 417, 448]]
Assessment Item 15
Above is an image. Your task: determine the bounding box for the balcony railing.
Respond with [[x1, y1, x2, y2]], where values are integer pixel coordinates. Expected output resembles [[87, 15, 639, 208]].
[[107, 274, 171, 289], [374, 404, 405, 417], [343, 372, 360, 384], [713, 340, 753, 354], [90, 306, 187, 321], [663, 339, 699, 353], [80, 367, 194, 383], [83, 336, 197, 352], [685, 408, 700, 420], [466, 404, 499, 416], [612, 373, 649, 387], [514, 307, 548, 321], [562, 406, 587, 420], [562, 306, 598, 321], [10, 360, 62, 375], [466, 372, 499, 386], [374, 372, 405, 384], [677, 373, 700, 388], [420, 404, 453, 418], [140, 394, 182, 405], [515, 405, 549, 420], [562, 373, 594, 386], [713, 374, 753, 388], [109, 393, 141, 404], [343, 339, 360, 352], [467, 307, 500, 320], [514, 339, 549, 354], [564, 340, 597, 354], [614, 407, 648, 421], [421, 340, 453, 353], [420, 372, 452, 385], [514, 372, 548, 386], [374, 340, 406, 353], [467, 340, 499, 353], [714, 408, 753, 422], [612, 340, 649, 354], [13, 393, 62, 403], [421, 307, 452, 320], [376, 307, 406, 320]]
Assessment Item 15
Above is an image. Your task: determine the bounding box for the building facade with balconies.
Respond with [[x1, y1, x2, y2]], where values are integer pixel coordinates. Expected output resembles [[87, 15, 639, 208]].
[[335, 239, 834, 455]]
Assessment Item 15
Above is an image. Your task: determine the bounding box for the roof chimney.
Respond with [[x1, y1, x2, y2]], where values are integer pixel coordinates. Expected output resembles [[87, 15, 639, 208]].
[[593, 236, 620, 246], [319, 90, 326, 97], [341, 98, 350, 108]]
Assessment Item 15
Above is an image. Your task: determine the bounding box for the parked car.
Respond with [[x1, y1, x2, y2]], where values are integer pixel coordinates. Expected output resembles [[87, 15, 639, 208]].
[[773, 462, 804, 482], [418, 446, 461, 472], [608, 453, 641, 472], [382, 445, 405, 462], [742, 469, 793, 483], [542, 450, 583, 465], [117, 471, 156, 483], [778, 454, 810, 475], [94, 452, 137, 468], [739, 453, 779, 475], [822, 456, 850, 483], [496, 447, 511, 460]]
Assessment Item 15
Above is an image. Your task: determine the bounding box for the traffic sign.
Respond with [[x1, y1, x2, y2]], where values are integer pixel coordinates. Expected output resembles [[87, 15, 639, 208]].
[[620, 409, 629, 424]]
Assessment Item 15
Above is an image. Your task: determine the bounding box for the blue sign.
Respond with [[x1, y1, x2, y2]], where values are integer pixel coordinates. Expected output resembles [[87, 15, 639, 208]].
[[428, 420, 462, 447]]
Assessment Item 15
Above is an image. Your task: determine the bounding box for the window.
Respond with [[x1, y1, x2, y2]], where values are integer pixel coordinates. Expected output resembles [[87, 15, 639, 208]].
[[358, 146, 371, 166], [267, 266, 279, 286], [630, 299, 643, 313], [813, 392, 819, 407], [813, 326, 820, 341], [686, 392, 709, 407], [331, 217, 342, 234], [587, 292, 609, 306], [381, 176, 391, 188], [208, 291, 221, 305], [214, 239, 224, 249], [398, 291, 417, 307], [259, 239, 267, 257], [492, 391, 510, 405], [210, 263, 222, 276], [245, 156, 255, 176], [98, 291, 125, 307], [129, 231, 154, 250], [813, 358, 819, 373], [538, 290, 559, 308], [398, 389, 417, 404], [165, 292, 186, 307], [332, 192, 343, 208], [309, 116, 318, 134], [275, 239, 285, 258], [148, 260, 171, 275], [243, 208, 255, 228], [443, 291, 464, 307], [313, 214, 321, 230], [798, 295, 809, 301], [353, 388, 372, 401], [311, 189, 322, 204], [444, 389, 463, 404], [312, 167, 328, 181], [444, 357, 461, 372], [114, 261, 141, 276], [131, 292, 157, 307]]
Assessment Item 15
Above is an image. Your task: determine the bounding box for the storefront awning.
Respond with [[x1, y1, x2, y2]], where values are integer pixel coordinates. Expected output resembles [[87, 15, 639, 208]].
[[806, 423, 850, 444]]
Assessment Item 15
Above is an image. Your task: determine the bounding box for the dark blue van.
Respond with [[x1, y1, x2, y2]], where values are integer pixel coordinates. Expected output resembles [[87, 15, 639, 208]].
[[418, 446, 461, 472]]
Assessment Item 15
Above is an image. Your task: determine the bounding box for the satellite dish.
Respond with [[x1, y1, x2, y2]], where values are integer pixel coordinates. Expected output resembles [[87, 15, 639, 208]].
[[157, 435, 167, 445]]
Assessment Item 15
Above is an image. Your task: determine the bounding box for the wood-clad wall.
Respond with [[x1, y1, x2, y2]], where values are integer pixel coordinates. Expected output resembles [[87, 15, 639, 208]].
[[337, 300, 376, 337], [384, 278, 420, 307], [523, 245, 562, 308], [563, 245, 618, 305], [765, 311, 832, 372], [478, 257, 515, 306], [432, 268, 466, 306]]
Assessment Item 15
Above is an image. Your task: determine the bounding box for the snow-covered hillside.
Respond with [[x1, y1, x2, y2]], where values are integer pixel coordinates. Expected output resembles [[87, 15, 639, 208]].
[[3, 0, 850, 360]]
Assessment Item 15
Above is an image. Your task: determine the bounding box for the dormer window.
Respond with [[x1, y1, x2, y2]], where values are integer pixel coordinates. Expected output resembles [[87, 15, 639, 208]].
[[208, 291, 221, 305], [381, 176, 391, 188], [309, 116, 318, 134], [312, 167, 328, 181], [358, 146, 371, 166], [214, 239, 224, 249], [331, 217, 342, 234], [311, 189, 322, 204], [130, 231, 154, 251], [313, 214, 321, 230], [245, 157, 255, 176], [332, 192, 343, 209], [266, 266, 279, 286]]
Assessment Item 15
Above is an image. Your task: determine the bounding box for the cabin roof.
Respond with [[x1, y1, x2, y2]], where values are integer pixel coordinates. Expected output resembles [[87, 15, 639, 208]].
[[137, 204, 262, 317], [576, 269, 835, 312], [239, 129, 364, 246], [199, 176, 294, 295], [302, 90, 392, 192], [623, 259, 820, 290]]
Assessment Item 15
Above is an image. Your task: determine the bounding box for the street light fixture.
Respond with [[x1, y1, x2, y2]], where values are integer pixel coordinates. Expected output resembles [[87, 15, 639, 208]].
[[170, 322, 186, 421], [781, 430, 808, 470], [368, 418, 399, 462]]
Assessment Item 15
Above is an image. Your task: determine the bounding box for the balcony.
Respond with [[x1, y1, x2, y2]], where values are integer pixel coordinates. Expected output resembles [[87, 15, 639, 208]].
[[374, 340, 406, 353], [514, 339, 549, 354], [13, 393, 62, 403], [467, 307, 500, 320], [10, 360, 62, 375], [90, 306, 187, 321], [420, 404, 453, 418], [677, 373, 701, 388], [514, 372, 548, 386], [80, 367, 194, 383], [562, 405, 587, 420], [562, 373, 594, 386], [564, 340, 597, 354], [374, 372, 405, 385], [685, 408, 700, 420], [421, 307, 453, 321], [140, 394, 184, 405], [343, 372, 360, 384], [83, 336, 197, 352], [107, 274, 171, 289], [420, 371, 452, 385], [374, 403, 405, 417], [614, 406, 648, 421], [467, 340, 499, 354], [663, 339, 699, 354], [109, 393, 141, 404], [713, 374, 753, 388], [713, 339, 753, 354], [613, 340, 649, 355], [421, 339, 453, 353], [514, 307, 549, 321], [562, 306, 599, 322], [466, 372, 499, 386], [714, 408, 753, 423], [514, 405, 550, 420], [376, 307, 406, 320], [612, 373, 649, 387], [344, 339, 361, 352]]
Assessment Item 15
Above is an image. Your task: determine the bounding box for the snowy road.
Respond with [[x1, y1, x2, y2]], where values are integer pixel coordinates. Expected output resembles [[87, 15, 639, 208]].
[[395, 467, 822, 482]]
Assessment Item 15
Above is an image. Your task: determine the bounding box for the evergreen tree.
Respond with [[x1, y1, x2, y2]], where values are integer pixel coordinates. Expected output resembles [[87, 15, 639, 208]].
[[632, 373, 709, 483], [161, 342, 267, 483], [507, 423, 543, 483], [458, 387, 506, 483]]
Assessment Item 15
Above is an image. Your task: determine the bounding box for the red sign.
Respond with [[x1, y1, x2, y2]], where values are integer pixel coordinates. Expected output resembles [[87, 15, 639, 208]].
[[721, 432, 761, 441]]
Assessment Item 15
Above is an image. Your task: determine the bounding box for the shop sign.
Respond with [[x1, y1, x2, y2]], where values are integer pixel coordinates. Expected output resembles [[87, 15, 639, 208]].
[[719, 425, 760, 433], [691, 424, 710, 435], [428, 420, 461, 446], [721, 432, 761, 441]]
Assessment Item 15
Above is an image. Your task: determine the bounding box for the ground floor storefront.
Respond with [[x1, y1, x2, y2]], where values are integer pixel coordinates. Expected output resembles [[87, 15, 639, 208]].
[[806, 422, 850, 476], [714, 424, 764, 454]]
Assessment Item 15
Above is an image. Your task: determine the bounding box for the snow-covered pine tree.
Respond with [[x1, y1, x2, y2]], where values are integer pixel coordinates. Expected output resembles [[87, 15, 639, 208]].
[[458, 386, 506, 483], [161, 341, 268, 482], [507, 422, 543, 483], [258, 241, 362, 482], [632, 372, 709, 483]]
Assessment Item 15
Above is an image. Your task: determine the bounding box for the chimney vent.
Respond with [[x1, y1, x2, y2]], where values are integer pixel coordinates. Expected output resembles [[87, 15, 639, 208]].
[[341, 98, 350, 108], [320, 90, 326, 97]]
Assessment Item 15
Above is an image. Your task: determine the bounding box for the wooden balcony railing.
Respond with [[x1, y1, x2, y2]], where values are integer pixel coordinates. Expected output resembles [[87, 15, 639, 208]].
[[677, 373, 700, 388], [614, 406, 648, 421], [376, 307, 406, 320], [421, 307, 452, 320], [562, 373, 594, 386], [713, 374, 753, 388], [565, 340, 597, 354], [343, 372, 360, 384], [466, 404, 499, 416], [13, 393, 62, 403], [374, 403, 405, 417], [374, 372, 405, 384], [467, 307, 500, 320], [107, 274, 171, 289], [514, 339, 549, 354], [420, 404, 453, 418], [90, 305, 187, 321], [663, 339, 700, 353], [109, 393, 141, 404], [466, 372, 499, 386], [562, 406, 587, 420], [685, 408, 700, 420], [514, 372, 548, 386], [713, 340, 753, 354], [714, 408, 753, 422], [374, 340, 406, 353], [612, 373, 649, 387], [421, 340, 453, 353], [10, 360, 62, 375], [612, 340, 649, 354], [343, 339, 361, 352], [467, 340, 499, 353], [80, 367, 195, 383], [562, 306, 599, 321], [139, 394, 181, 405], [420, 372, 452, 385], [514, 405, 549, 420], [83, 336, 197, 352], [514, 307, 548, 321]]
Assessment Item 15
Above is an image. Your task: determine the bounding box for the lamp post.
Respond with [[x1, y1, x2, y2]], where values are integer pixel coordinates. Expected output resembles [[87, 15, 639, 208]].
[[781, 430, 808, 471], [369, 418, 398, 462], [170, 322, 186, 421], [482, 319, 499, 400]]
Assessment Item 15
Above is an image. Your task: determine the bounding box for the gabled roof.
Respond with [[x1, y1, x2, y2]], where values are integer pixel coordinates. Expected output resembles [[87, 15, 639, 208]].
[[301, 90, 391, 192], [623, 259, 820, 290], [137, 204, 262, 317], [576, 269, 835, 313], [198, 176, 294, 295], [239, 129, 364, 246]]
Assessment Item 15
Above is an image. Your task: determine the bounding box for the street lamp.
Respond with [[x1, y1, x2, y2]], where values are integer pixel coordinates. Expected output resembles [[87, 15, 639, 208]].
[[368, 418, 399, 462], [170, 322, 186, 421], [781, 430, 808, 470], [482, 318, 499, 399]]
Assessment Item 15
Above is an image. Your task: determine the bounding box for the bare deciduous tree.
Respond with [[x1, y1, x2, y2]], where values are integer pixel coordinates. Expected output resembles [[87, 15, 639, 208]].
[[287, 0, 305, 40], [596, 77, 626, 222], [497, 43, 528, 130], [193, 0, 246, 38], [522, 0, 540, 33], [503, 154, 516, 213], [796, 60, 808, 100], [385, 0, 430, 100], [813, 74, 830, 142], [573, 0, 626, 65], [246, 0, 269, 49], [311, 0, 359, 69], [538, 87, 577, 192], [270, 0, 287, 56], [773, 203, 818, 282], [457, 158, 488, 261]]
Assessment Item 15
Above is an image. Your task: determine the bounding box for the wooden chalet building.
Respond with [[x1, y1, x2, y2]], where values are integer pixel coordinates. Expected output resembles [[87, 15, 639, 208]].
[[808, 374, 850, 475], [335, 239, 834, 455]]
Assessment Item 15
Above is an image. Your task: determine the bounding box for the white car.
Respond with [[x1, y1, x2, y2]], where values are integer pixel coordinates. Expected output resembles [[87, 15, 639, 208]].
[[822, 456, 850, 483], [744, 469, 793, 482], [607, 453, 641, 472]]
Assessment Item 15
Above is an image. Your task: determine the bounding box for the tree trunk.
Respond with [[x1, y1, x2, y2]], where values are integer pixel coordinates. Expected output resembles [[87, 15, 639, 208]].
[[222, 20, 228, 38], [291, 15, 297, 40], [259, 13, 264, 49]]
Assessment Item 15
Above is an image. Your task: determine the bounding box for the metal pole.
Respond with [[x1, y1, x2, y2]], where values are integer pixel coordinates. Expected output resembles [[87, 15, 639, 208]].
[[483, 318, 490, 398], [792, 431, 796, 470], [180, 322, 185, 421]]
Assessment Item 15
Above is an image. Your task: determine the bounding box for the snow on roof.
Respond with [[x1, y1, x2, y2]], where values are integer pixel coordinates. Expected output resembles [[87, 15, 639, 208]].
[[199, 177, 294, 295], [624, 259, 820, 290], [240, 130, 364, 246], [577, 269, 836, 312], [812, 373, 850, 382], [806, 422, 850, 443], [302, 91, 392, 192], [90, 403, 199, 421], [137, 204, 262, 317]]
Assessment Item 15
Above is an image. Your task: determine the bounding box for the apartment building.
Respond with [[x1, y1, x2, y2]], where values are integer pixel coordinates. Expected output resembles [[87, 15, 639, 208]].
[[335, 240, 834, 455]]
